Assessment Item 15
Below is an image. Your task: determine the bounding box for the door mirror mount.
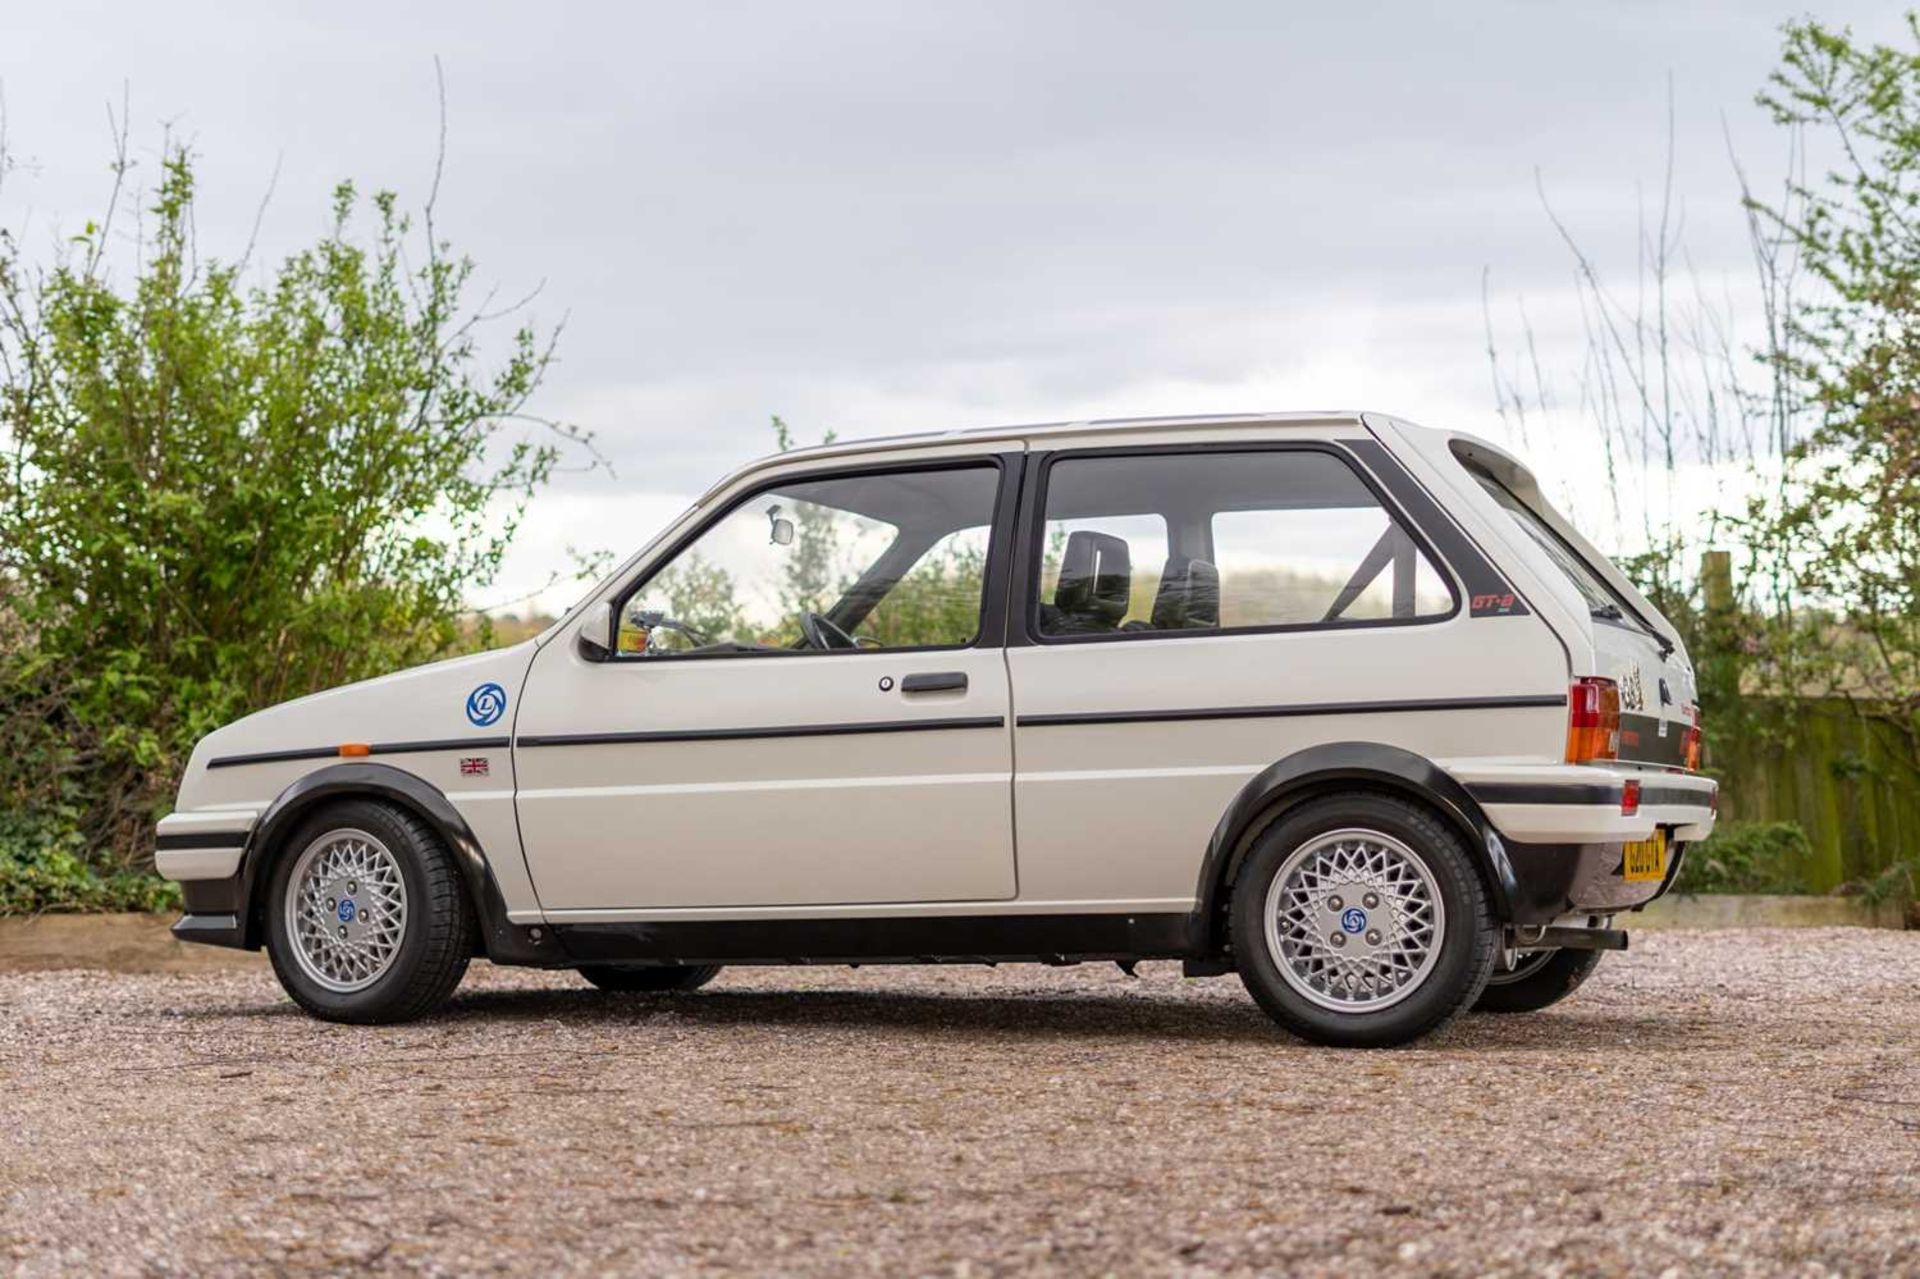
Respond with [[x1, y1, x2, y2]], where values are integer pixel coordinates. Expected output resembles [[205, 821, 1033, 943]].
[[767, 503, 795, 546], [576, 600, 615, 663]]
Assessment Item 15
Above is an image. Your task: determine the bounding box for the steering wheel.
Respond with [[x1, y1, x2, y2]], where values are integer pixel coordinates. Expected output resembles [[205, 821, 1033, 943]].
[[798, 610, 859, 651]]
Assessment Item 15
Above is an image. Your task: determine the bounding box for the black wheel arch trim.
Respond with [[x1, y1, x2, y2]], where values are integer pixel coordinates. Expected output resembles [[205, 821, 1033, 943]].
[[234, 761, 558, 965], [1191, 741, 1519, 950]]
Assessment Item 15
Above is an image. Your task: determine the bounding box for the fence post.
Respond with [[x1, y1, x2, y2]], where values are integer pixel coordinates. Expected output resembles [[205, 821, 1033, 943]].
[[1701, 549, 1734, 625]]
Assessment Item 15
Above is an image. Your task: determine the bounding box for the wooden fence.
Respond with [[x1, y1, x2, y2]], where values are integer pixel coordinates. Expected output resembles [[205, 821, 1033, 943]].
[[1709, 698, 1920, 892]]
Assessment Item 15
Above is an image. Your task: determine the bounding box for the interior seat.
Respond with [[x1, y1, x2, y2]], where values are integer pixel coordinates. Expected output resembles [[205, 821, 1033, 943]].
[[1042, 530, 1132, 635], [1173, 557, 1220, 628], [1125, 555, 1221, 631]]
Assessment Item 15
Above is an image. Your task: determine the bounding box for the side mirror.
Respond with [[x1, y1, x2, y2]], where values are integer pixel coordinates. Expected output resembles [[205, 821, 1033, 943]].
[[767, 503, 795, 546], [576, 600, 614, 663]]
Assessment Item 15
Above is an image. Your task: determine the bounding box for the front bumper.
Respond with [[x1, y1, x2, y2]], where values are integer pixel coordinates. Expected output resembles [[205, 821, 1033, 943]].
[[156, 810, 258, 949], [155, 810, 256, 880]]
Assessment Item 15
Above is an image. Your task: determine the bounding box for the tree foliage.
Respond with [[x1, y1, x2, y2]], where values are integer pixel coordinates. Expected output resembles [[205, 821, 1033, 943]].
[[1738, 15, 1920, 764], [0, 137, 580, 873]]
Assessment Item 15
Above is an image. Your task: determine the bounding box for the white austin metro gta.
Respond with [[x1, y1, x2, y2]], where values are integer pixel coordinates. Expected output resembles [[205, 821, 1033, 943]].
[[159, 412, 1716, 1047]]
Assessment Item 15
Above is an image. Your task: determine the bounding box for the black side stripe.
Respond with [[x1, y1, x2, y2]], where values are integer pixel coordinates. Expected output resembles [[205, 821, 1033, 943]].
[[1016, 694, 1565, 730], [155, 830, 250, 850], [1469, 782, 1713, 807], [515, 716, 1005, 748], [207, 736, 511, 770]]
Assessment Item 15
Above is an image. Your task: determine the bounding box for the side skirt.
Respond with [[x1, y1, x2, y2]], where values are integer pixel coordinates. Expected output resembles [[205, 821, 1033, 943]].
[[552, 912, 1201, 968]]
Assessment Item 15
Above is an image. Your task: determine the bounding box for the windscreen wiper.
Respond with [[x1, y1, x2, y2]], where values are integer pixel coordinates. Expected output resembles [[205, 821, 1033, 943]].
[[1591, 602, 1676, 657]]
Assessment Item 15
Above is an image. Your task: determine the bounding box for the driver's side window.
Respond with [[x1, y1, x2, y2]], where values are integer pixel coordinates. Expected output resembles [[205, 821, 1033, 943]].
[[617, 463, 1000, 657]]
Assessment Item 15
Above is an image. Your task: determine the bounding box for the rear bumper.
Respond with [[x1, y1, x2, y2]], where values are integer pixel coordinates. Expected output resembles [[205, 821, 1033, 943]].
[[1499, 835, 1691, 923], [1449, 763, 1717, 845], [1443, 762, 1714, 925]]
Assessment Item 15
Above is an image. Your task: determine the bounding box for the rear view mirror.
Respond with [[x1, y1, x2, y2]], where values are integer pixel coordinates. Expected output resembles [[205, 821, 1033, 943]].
[[767, 504, 795, 546], [576, 600, 614, 663]]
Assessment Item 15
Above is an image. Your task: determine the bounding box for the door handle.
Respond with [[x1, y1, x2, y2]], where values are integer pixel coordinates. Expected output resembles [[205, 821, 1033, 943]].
[[901, 671, 968, 694]]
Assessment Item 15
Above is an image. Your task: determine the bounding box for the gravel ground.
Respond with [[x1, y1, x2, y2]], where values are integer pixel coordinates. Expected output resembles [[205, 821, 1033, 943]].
[[1, 928, 1917, 1277]]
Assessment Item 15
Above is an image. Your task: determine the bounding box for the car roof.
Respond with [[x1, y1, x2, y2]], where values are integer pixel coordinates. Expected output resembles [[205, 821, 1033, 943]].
[[706, 409, 1382, 500]]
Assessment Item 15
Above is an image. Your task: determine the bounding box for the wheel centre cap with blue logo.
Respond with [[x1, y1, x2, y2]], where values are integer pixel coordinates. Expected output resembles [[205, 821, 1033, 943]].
[[1321, 885, 1386, 948], [337, 897, 358, 925]]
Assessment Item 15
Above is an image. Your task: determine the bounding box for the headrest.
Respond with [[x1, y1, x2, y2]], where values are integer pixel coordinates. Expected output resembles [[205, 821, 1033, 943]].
[[1149, 556, 1221, 630], [1055, 530, 1132, 624], [1184, 558, 1220, 628]]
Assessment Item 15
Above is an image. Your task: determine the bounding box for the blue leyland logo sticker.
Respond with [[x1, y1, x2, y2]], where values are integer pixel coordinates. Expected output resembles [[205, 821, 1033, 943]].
[[466, 682, 507, 727], [1340, 907, 1368, 935]]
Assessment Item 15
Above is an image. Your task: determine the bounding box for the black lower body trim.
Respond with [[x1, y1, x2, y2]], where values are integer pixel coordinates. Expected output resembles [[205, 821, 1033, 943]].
[[173, 913, 246, 949], [180, 876, 244, 916], [552, 912, 1200, 967]]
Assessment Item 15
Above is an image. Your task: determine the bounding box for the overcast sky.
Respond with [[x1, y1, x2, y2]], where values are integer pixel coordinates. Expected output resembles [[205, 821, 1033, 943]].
[[5, 2, 1907, 612]]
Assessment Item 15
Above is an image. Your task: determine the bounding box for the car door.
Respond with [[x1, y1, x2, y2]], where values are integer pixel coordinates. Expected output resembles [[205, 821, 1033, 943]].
[[513, 455, 1019, 913], [1004, 434, 1571, 909]]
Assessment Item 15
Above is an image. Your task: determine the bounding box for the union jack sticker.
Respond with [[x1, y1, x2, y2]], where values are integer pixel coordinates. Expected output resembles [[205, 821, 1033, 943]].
[[459, 757, 490, 777]]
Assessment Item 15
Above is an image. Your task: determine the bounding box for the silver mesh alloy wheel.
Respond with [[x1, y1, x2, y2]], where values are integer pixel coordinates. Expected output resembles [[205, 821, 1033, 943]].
[[1262, 827, 1446, 1013], [284, 828, 408, 994]]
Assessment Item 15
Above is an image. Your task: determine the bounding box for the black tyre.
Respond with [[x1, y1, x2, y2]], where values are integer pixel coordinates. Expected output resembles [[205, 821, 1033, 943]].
[[1231, 792, 1497, 1048], [1473, 948, 1604, 1014], [577, 964, 722, 993], [264, 799, 475, 1024]]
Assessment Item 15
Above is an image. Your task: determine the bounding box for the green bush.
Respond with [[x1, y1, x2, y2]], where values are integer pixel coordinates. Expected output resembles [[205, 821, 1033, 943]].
[[0, 135, 582, 903], [0, 811, 180, 914], [1675, 821, 1815, 894]]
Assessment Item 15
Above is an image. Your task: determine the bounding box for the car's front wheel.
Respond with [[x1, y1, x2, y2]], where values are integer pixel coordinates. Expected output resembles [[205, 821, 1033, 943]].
[[577, 964, 722, 993], [1232, 793, 1497, 1047], [264, 799, 475, 1024]]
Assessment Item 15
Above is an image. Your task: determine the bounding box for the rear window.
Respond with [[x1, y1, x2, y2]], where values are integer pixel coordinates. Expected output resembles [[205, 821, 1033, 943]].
[[1462, 464, 1649, 629], [1032, 449, 1454, 640]]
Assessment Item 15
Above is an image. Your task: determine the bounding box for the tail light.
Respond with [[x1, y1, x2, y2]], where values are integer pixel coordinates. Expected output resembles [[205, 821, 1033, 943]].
[[1565, 677, 1620, 764], [1683, 706, 1704, 771], [1621, 778, 1641, 816]]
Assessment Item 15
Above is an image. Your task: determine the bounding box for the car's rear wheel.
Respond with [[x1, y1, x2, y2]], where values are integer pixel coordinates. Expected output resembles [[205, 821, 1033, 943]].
[[264, 799, 475, 1024], [1473, 947, 1604, 1013], [1232, 793, 1496, 1047], [577, 964, 722, 993]]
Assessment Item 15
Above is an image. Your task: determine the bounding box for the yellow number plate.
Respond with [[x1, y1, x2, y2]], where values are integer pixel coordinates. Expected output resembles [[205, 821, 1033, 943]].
[[1622, 830, 1669, 882]]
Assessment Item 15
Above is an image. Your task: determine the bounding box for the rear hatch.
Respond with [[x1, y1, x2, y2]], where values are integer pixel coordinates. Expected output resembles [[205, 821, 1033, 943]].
[[1587, 611, 1696, 770], [1457, 459, 1699, 770]]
